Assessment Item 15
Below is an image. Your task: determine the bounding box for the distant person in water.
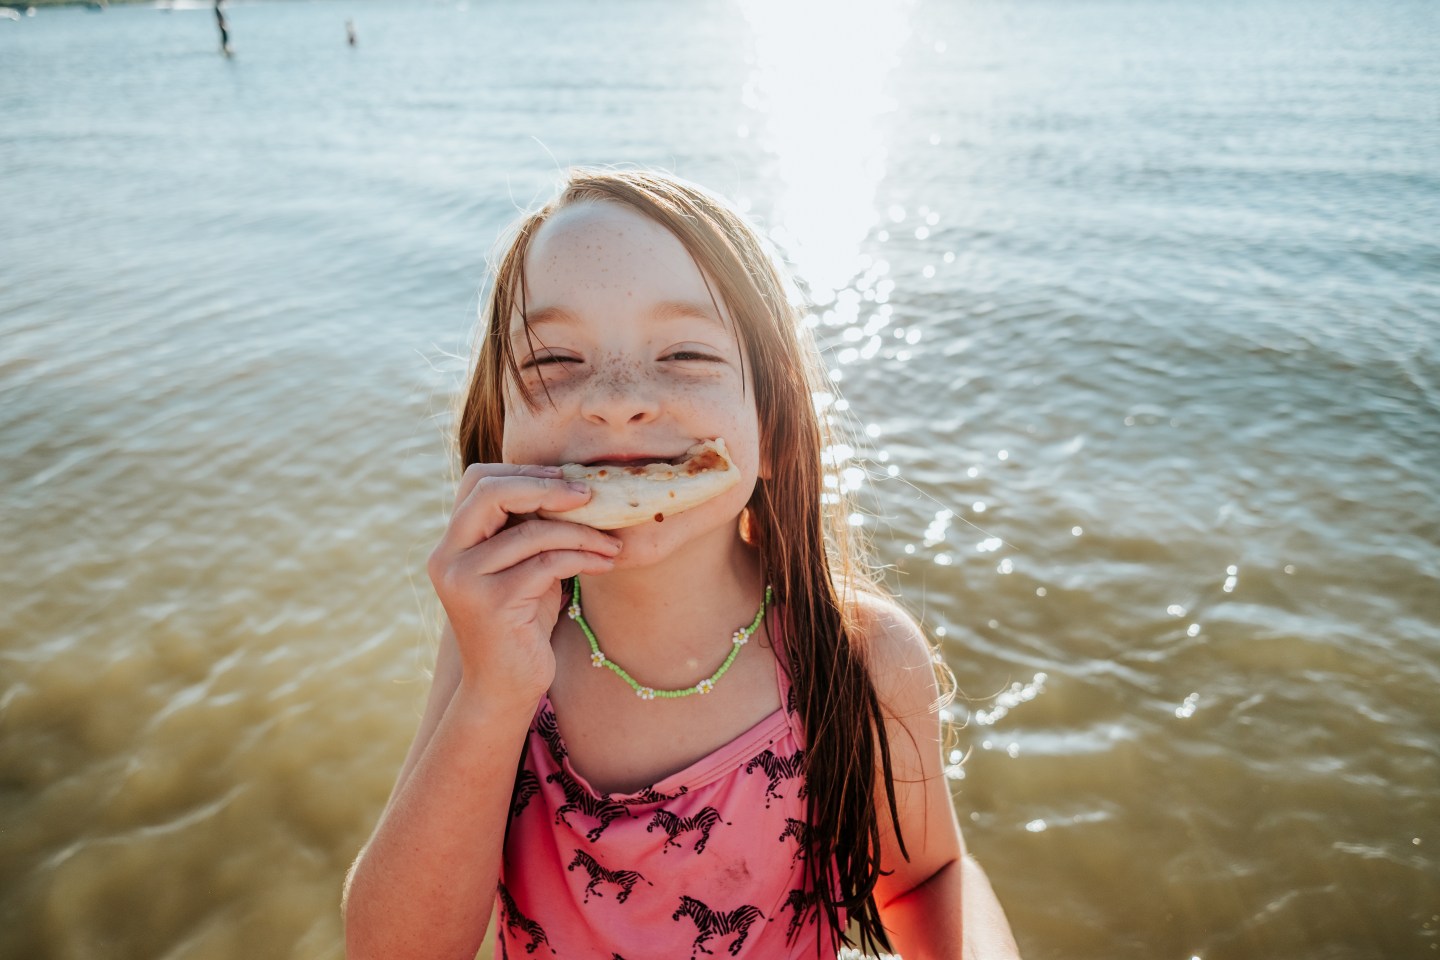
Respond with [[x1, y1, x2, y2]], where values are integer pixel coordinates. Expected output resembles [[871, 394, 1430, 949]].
[[346, 18, 357, 47], [214, 0, 231, 57]]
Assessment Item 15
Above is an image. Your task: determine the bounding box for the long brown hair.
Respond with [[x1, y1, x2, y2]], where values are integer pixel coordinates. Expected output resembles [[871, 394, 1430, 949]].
[[458, 167, 904, 954]]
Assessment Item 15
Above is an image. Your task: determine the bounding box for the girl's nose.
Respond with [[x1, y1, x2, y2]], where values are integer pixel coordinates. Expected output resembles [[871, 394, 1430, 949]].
[[579, 367, 660, 426]]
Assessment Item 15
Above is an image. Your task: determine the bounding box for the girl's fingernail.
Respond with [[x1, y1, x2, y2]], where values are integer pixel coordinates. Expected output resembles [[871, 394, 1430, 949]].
[[567, 481, 589, 493], [539, 465, 563, 476]]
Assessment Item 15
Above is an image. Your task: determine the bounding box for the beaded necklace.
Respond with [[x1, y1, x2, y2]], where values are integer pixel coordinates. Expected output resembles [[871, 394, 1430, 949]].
[[567, 577, 772, 700]]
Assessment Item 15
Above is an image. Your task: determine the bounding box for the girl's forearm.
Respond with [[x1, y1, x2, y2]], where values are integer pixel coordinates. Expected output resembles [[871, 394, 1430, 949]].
[[880, 855, 1021, 960], [880, 856, 964, 958], [959, 854, 1022, 960], [343, 688, 533, 960]]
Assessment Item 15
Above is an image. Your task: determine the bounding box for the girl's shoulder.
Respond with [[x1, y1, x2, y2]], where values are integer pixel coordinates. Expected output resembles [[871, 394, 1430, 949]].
[[842, 587, 951, 719]]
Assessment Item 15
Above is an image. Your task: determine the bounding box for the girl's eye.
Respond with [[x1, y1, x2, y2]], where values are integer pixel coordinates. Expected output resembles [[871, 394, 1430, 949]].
[[521, 354, 579, 369], [664, 349, 723, 362]]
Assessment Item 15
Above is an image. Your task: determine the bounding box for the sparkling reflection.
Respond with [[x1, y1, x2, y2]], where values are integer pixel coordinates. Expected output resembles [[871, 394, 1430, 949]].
[[739, 0, 912, 305], [972, 673, 1049, 727]]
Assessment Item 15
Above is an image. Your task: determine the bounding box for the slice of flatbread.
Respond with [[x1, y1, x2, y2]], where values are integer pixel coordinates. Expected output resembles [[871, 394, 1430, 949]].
[[537, 438, 741, 530]]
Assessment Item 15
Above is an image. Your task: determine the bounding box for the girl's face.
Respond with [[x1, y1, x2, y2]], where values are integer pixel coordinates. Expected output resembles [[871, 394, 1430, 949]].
[[501, 201, 762, 566]]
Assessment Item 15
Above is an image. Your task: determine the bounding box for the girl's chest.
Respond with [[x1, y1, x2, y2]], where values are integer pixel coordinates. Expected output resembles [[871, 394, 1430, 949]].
[[505, 712, 822, 960], [547, 641, 783, 796]]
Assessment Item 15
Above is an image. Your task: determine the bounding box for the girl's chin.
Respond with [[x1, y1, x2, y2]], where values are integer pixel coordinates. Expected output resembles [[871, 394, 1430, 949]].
[[602, 509, 746, 566]]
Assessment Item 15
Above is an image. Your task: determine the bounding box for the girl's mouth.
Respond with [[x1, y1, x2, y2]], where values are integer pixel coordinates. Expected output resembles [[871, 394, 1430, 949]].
[[582, 454, 681, 468]]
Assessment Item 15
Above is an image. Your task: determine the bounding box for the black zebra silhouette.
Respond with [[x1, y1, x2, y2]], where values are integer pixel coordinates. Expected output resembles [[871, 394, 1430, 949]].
[[785, 685, 798, 715], [511, 769, 541, 819], [742, 748, 805, 807], [566, 849, 651, 903], [536, 706, 567, 761], [497, 883, 553, 954], [647, 806, 727, 854], [545, 768, 631, 842], [671, 896, 764, 957], [778, 889, 814, 940], [777, 817, 808, 864], [618, 783, 690, 806]]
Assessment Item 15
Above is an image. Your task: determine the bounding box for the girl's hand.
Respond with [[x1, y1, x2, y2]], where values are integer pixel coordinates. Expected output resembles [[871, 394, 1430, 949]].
[[426, 463, 621, 707]]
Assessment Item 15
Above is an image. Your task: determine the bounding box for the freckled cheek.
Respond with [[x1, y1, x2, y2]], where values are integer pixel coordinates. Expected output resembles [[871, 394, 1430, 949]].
[[667, 372, 746, 405], [505, 372, 586, 415], [668, 383, 750, 424], [670, 387, 762, 474], [500, 397, 567, 463]]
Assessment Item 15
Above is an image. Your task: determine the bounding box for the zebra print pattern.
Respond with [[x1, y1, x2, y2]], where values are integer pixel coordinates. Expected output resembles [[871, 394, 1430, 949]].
[[566, 848, 651, 903], [742, 748, 806, 808], [777, 817, 808, 864], [617, 783, 690, 806], [545, 767, 632, 842], [778, 888, 814, 941], [535, 705, 567, 761], [646, 806, 726, 854], [671, 896, 765, 958], [497, 882, 553, 955], [511, 768, 540, 820]]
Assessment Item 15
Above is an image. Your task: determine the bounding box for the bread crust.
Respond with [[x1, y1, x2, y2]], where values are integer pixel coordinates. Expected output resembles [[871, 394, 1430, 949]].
[[536, 438, 741, 530]]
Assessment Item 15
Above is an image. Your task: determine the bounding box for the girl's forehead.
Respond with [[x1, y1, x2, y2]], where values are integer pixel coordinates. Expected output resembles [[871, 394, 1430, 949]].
[[515, 202, 733, 328], [526, 204, 693, 283]]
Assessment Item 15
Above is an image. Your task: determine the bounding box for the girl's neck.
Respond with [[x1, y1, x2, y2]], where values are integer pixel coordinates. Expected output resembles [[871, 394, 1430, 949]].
[[572, 531, 766, 668]]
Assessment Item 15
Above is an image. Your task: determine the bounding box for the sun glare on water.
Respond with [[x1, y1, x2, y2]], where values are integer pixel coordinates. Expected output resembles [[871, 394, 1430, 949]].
[[738, 0, 914, 305]]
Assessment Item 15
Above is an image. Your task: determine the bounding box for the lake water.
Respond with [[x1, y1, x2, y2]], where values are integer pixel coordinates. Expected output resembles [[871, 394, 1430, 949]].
[[2, 1, 1438, 958]]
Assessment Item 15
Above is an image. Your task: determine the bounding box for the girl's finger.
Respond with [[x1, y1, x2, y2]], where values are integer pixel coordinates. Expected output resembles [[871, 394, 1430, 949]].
[[444, 475, 594, 552], [488, 549, 618, 606], [469, 518, 622, 575], [453, 462, 563, 509]]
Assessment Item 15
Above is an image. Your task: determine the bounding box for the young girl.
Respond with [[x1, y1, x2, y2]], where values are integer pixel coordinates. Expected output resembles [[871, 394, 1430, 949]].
[[344, 169, 1019, 959]]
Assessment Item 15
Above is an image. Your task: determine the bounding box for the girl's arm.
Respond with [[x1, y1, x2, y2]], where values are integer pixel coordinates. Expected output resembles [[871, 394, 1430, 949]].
[[343, 625, 531, 960], [860, 596, 1022, 960], [343, 466, 621, 960]]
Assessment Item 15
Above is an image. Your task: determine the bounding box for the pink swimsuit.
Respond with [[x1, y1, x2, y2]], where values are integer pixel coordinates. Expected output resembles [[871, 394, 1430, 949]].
[[496, 614, 841, 959]]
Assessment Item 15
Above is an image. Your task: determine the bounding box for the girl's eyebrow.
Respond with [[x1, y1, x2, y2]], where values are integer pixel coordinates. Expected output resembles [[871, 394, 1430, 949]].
[[646, 299, 727, 330], [512, 300, 727, 342]]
